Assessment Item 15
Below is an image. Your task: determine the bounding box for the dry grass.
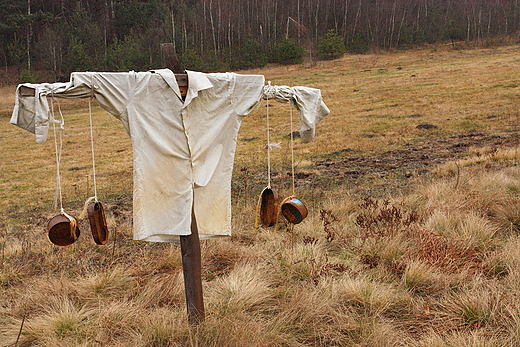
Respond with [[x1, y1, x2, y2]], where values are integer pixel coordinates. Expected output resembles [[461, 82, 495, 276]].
[[2, 44, 520, 346], [245, 44, 520, 158], [0, 85, 16, 118]]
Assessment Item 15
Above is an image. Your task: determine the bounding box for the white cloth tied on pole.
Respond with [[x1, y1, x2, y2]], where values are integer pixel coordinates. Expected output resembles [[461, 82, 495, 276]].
[[11, 70, 330, 242]]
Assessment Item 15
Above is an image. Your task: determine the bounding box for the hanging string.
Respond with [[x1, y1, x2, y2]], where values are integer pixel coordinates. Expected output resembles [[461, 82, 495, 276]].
[[79, 86, 99, 220], [50, 94, 65, 214], [289, 103, 296, 197], [266, 86, 272, 188], [256, 84, 274, 228], [88, 97, 98, 201]]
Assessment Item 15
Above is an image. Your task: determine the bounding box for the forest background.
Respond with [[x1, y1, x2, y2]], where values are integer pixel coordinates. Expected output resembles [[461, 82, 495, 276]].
[[2, 0, 520, 84]]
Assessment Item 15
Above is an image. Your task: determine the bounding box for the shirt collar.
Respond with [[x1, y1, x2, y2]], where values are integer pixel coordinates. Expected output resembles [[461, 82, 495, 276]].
[[184, 70, 213, 106], [152, 69, 213, 104], [152, 68, 181, 97]]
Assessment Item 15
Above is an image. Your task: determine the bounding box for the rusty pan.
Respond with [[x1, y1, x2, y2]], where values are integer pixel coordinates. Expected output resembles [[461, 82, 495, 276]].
[[281, 197, 308, 224], [259, 187, 280, 227], [47, 212, 80, 246], [87, 201, 109, 245]]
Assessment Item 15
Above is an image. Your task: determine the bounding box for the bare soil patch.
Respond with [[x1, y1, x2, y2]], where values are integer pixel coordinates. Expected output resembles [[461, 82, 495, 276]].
[[310, 130, 519, 197]]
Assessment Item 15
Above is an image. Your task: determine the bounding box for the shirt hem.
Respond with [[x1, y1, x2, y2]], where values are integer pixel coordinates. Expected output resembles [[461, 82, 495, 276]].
[[136, 233, 231, 243]]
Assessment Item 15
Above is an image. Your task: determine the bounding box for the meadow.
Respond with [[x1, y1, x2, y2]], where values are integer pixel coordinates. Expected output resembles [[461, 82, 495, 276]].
[[1, 43, 520, 346]]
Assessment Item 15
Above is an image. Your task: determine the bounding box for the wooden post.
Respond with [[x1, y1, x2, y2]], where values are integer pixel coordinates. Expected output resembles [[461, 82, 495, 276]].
[[160, 43, 205, 324], [160, 43, 184, 74], [180, 210, 205, 324]]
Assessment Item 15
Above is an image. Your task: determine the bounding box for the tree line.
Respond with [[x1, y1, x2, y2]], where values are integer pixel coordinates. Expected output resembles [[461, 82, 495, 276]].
[[1, 0, 519, 81]]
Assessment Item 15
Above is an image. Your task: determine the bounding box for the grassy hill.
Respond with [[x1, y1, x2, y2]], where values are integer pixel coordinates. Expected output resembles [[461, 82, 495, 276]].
[[1, 44, 520, 346]]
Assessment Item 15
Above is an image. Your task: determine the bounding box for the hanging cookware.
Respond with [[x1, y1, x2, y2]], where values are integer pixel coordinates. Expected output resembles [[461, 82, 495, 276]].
[[87, 201, 109, 245], [84, 94, 109, 245], [279, 98, 309, 225], [47, 97, 81, 246], [257, 88, 283, 228], [281, 196, 308, 224], [47, 212, 80, 246], [258, 187, 280, 227]]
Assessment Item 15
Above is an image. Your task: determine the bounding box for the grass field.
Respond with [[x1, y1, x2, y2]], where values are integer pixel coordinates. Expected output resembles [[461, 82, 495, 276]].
[[1, 43, 520, 346]]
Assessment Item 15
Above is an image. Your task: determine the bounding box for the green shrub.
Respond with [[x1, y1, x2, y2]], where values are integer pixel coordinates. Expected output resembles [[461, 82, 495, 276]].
[[107, 34, 149, 72], [201, 53, 229, 72], [66, 37, 91, 72], [179, 49, 205, 72], [19, 69, 35, 83], [271, 38, 305, 65], [18, 69, 56, 83], [399, 27, 427, 47], [442, 20, 465, 43], [239, 38, 268, 69], [317, 30, 346, 60]]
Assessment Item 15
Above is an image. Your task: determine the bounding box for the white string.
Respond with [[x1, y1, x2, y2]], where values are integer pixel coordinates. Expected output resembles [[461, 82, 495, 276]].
[[266, 85, 271, 188], [50, 95, 65, 214], [88, 97, 98, 201], [289, 104, 296, 197], [78, 81, 100, 221]]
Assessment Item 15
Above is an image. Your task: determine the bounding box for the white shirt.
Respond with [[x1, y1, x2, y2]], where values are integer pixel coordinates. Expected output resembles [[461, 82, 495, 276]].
[[11, 69, 329, 242]]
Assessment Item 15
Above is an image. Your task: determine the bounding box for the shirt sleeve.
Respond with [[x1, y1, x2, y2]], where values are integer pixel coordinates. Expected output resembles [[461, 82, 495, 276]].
[[262, 84, 330, 143], [10, 81, 79, 144], [70, 72, 134, 133], [10, 72, 135, 143], [232, 74, 266, 116], [291, 86, 330, 143]]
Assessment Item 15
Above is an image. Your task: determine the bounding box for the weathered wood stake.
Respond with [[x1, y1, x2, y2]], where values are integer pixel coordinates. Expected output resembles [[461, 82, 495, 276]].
[[160, 43, 205, 324], [180, 210, 205, 324], [160, 43, 184, 74]]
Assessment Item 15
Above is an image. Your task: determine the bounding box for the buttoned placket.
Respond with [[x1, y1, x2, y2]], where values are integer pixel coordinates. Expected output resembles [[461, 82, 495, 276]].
[[181, 78, 195, 188], [160, 70, 213, 191], [180, 106, 196, 185]]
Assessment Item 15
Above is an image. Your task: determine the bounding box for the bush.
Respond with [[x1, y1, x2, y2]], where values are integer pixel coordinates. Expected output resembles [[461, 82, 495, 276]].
[[442, 20, 465, 43], [399, 27, 427, 47], [19, 69, 35, 83], [66, 38, 91, 71], [271, 38, 305, 65], [201, 53, 229, 72], [317, 30, 346, 60], [239, 39, 268, 69], [18, 69, 55, 83], [107, 34, 149, 72], [179, 49, 205, 72]]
